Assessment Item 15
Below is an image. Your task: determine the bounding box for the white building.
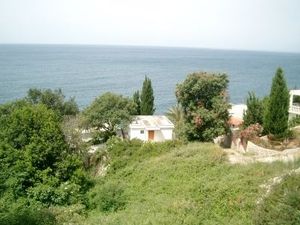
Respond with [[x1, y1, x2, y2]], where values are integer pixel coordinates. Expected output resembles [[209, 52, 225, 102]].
[[228, 104, 247, 128], [128, 115, 174, 142], [289, 90, 300, 120]]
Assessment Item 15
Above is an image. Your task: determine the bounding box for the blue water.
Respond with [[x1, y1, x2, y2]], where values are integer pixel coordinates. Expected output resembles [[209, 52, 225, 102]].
[[0, 44, 299, 113]]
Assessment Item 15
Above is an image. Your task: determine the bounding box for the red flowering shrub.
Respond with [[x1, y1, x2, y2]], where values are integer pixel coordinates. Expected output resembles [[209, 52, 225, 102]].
[[240, 123, 263, 141]]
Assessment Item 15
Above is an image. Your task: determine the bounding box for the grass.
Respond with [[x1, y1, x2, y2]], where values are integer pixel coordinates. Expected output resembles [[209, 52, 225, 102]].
[[74, 139, 300, 225]]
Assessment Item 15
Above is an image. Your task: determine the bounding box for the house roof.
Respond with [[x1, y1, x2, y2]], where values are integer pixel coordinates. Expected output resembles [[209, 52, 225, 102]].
[[129, 115, 174, 130]]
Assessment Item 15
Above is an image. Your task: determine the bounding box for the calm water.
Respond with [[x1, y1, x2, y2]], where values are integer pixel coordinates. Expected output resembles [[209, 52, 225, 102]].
[[0, 44, 299, 113]]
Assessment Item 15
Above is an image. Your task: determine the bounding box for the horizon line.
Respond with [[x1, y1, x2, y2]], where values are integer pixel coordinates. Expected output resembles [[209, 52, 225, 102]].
[[0, 42, 299, 55]]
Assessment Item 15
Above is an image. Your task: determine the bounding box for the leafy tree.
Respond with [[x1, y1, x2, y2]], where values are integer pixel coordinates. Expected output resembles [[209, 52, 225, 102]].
[[264, 68, 289, 137], [140, 76, 155, 115], [26, 88, 79, 119], [176, 72, 230, 141], [0, 103, 89, 206], [243, 92, 264, 127], [84, 92, 136, 138], [133, 90, 141, 115]]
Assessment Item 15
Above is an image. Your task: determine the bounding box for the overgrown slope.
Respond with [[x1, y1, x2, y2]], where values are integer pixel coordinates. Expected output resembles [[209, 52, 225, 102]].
[[82, 140, 300, 225]]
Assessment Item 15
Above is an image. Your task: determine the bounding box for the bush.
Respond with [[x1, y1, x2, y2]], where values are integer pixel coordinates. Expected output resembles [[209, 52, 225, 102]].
[[0, 202, 57, 225], [88, 181, 126, 212]]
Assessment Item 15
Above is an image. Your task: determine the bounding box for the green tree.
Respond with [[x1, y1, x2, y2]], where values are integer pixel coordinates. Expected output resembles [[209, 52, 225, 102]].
[[176, 72, 230, 141], [264, 68, 289, 137], [243, 92, 264, 127], [84, 92, 136, 138], [140, 76, 155, 115], [0, 103, 89, 205], [26, 88, 79, 119], [133, 90, 141, 115]]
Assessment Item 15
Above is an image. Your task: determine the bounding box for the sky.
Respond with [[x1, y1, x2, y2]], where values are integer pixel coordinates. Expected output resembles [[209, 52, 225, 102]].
[[0, 0, 299, 52]]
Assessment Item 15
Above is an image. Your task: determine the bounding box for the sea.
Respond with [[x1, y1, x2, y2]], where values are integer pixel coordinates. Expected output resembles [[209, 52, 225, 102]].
[[0, 44, 299, 113]]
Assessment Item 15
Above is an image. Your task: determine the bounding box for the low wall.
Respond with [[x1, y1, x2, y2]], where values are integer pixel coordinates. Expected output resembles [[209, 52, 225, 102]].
[[246, 141, 300, 163], [230, 139, 300, 163]]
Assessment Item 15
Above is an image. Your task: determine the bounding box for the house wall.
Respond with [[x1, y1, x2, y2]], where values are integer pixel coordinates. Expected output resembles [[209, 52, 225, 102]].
[[129, 128, 147, 141], [129, 128, 173, 142], [154, 129, 173, 142]]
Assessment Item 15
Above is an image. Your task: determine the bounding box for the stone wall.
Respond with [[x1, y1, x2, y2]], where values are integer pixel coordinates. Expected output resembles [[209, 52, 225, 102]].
[[230, 138, 300, 163], [246, 141, 300, 163]]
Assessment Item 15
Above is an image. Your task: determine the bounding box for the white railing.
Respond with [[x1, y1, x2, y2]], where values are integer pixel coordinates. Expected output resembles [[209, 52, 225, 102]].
[[289, 105, 300, 114]]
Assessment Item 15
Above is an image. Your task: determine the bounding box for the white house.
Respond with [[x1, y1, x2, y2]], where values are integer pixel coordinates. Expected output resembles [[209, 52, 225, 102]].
[[128, 115, 174, 142], [289, 90, 300, 120]]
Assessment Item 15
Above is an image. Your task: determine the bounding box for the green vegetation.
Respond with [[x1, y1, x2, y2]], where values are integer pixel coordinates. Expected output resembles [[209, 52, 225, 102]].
[[140, 76, 155, 115], [82, 140, 299, 225], [132, 90, 141, 115], [264, 68, 289, 138], [166, 104, 185, 140], [176, 72, 230, 141], [254, 173, 300, 225], [0, 102, 91, 224], [84, 92, 136, 140], [26, 88, 79, 119], [243, 92, 264, 127]]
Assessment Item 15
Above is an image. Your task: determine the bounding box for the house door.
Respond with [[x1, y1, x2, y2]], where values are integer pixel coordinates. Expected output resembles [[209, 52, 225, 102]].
[[148, 130, 154, 140]]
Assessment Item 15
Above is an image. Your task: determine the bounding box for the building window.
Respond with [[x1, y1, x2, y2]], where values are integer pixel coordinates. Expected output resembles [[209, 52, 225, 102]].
[[140, 130, 144, 134]]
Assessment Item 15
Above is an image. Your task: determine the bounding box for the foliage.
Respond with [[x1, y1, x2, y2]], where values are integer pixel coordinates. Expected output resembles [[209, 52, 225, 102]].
[[166, 104, 184, 124], [289, 116, 300, 128], [243, 92, 264, 127], [132, 90, 141, 115], [140, 76, 155, 115], [88, 181, 126, 212], [26, 88, 79, 119], [166, 104, 186, 140], [240, 123, 263, 141], [61, 115, 88, 156], [254, 173, 300, 225], [0, 103, 90, 207], [91, 130, 113, 145], [0, 202, 57, 225], [176, 72, 230, 141], [84, 92, 136, 138], [293, 95, 300, 104], [264, 68, 289, 137]]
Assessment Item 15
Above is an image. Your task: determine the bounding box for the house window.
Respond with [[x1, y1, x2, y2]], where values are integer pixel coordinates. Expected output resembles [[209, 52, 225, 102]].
[[140, 130, 144, 134]]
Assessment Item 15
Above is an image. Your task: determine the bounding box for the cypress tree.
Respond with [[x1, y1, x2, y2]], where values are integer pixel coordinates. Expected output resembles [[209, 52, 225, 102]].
[[133, 90, 141, 115], [140, 76, 155, 115], [264, 68, 289, 137]]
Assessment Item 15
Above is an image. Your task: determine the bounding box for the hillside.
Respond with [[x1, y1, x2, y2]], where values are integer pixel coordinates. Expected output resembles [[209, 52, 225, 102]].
[[70, 140, 300, 225]]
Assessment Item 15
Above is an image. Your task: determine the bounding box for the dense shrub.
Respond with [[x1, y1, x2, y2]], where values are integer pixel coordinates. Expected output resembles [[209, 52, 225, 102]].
[[0, 202, 57, 225], [88, 181, 126, 212], [0, 103, 91, 206]]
